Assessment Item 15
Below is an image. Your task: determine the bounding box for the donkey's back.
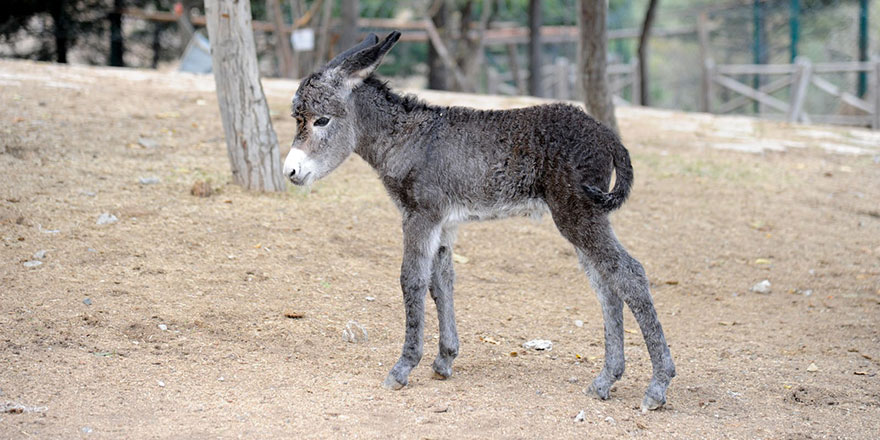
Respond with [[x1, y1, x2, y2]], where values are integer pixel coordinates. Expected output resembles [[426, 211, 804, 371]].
[[380, 101, 631, 220]]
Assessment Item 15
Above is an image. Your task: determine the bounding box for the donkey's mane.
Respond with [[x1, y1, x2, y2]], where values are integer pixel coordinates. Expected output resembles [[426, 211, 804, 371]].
[[362, 75, 431, 113]]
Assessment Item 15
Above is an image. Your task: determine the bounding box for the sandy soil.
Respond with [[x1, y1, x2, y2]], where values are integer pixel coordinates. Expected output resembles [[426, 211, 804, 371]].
[[1, 60, 879, 439]]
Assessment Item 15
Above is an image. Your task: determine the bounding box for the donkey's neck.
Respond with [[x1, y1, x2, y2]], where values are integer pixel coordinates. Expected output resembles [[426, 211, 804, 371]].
[[352, 77, 437, 176]]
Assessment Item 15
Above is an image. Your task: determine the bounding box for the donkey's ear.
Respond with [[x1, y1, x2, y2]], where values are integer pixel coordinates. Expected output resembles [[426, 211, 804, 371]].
[[339, 31, 402, 87], [325, 33, 380, 69]]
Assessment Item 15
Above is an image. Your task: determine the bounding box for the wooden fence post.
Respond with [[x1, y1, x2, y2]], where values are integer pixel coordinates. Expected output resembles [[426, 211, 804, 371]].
[[697, 12, 712, 112], [631, 60, 640, 105], [487, 67, 499, 95], [506, 43, 526, 95], [874, 61, 880, 130], [555, 58, 569, 99], [788, 56, 812, 123]]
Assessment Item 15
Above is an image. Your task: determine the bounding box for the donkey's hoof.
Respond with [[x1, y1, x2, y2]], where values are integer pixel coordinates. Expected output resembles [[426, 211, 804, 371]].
[[431, 370, 451, 380], [382, 374, 406, 390], [586, 379, 612, 400], [431, 360, 453, 380], [640, 394, 666, 413]]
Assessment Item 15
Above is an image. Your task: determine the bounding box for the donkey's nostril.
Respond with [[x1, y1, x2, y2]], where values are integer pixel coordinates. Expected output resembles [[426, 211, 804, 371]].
[[288, 169, 296, 178]]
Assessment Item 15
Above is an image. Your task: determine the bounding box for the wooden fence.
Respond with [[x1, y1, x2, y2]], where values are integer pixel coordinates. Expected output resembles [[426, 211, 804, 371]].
[[486, 58, 639, 104], [704, 58, 880, 129]]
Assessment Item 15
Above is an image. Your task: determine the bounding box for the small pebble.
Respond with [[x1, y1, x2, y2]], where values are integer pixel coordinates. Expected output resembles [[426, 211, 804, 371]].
[[81, 427, 93, 434], [96, 213, 118, 225], [342, 320, 368, 343], [806, 362, 819, 372], [158, 324, 168, 331], [157, 380, 165, 387], [83, 298, 92, 306], [522, 339, 553, 351], [750, 280, 771, 294], [605, 416, 616, 424], [33, 250, 47, 259], [138, 176, 160, 185], [567, 377, 579, 384], [574, 320, 583, 328], [365, 296, 376, 302], [138, 137, 159, 149], [574, 410, 585, 422], [22, 260, 42, 268]]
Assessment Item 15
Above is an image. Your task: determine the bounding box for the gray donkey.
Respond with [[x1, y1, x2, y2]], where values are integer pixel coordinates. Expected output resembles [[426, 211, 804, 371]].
[[283, 32, 675, 411]]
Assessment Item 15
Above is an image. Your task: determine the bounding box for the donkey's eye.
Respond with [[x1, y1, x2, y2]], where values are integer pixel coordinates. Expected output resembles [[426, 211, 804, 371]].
[[314, 117, 330, 127]]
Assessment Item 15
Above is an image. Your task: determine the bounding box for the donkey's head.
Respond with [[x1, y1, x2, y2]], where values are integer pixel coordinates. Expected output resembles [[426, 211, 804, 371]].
[[283, 31, 402, 186]]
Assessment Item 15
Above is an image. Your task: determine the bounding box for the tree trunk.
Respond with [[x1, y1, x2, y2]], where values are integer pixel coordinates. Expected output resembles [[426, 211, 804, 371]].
[[267, 0, 295, 77], [151, 22, 161, 68], [528, 0, 542, 97], [315, 0, 334, 66], [49, 0, 68, 63], [427, 0, 448, 90], [205, 0, 286, 192], [109, 0, 125, 67], [340, 0, 360, 50], [637, 0, 658, 106], [578, 0, 618, 134]]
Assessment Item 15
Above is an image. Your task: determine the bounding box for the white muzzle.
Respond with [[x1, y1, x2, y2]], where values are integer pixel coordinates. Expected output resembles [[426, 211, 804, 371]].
[[283, 148, 316, 185]]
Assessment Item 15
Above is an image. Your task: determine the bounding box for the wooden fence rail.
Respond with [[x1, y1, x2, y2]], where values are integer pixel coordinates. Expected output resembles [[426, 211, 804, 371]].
[[486, 58, 638, 104], [706, 58, 880, 130]]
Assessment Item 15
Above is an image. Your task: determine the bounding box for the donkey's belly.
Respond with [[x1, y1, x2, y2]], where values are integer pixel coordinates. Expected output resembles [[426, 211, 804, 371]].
[[445, 199, 548, 224]]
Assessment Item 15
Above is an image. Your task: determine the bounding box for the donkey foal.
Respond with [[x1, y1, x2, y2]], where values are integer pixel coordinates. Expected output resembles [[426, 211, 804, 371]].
[[283, 32, 675, 411]]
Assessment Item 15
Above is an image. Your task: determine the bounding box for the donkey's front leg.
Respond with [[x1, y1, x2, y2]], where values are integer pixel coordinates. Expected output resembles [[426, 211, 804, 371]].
[[383, 217, 442, 390]]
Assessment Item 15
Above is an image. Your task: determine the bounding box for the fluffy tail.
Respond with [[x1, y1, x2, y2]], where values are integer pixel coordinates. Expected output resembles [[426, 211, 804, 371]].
[[582, 140, 633, 212]]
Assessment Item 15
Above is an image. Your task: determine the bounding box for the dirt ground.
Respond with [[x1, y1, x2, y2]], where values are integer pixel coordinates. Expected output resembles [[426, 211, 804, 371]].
[[1, 60, 879, 439]]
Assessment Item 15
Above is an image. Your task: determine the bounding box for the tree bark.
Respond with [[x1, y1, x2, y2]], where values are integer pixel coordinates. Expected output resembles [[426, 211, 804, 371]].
[[205, 0, 286, 192], [340, 0, 360, 50], [267, 0, 295, 77], [528, 0, 542, 97], [109, 0, 125, 66], [578, 0, 618, 134], [315, 0, 334, 66], [637, 0, 658, 106], [427, 0, 448, 90], [49, 0, 68, 63]]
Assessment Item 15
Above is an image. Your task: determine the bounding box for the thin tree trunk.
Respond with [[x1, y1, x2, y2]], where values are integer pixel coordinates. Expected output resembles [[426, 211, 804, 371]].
[[49, 0, 68, 63], [151, 22, 161, 68], [315, 0, 333, 66], [578, 0, 618, 134], [427, 0, 448, 90], [267, 0, 295, 77], [528, 0, 542, 97], [340, 0, 359, 50], [637, 0, 658, 106], [288, 0, 306, 77], [109, 0, 125, 66], [205, 0, 286, 192]]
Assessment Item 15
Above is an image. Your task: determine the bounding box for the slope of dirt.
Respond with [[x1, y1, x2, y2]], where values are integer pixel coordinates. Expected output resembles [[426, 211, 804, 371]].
[[1, 60, 879, 439]]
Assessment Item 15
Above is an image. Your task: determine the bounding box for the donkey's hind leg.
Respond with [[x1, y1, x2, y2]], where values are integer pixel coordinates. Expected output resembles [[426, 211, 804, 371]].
[[430, 225, 460, 379], [578, 249, 625, 400], [559, 216, 675, 411]]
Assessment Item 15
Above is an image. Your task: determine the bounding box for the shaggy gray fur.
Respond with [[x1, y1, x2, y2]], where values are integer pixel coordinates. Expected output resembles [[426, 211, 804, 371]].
[[283, 32, 675, 411]]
